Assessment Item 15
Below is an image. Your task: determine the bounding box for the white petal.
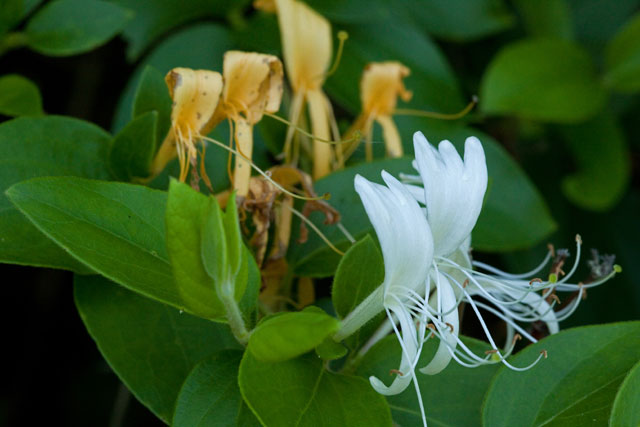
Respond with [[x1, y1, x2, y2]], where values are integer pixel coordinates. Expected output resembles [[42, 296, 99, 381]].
[[420, 272, 459, 375], [355, 173, 434, 296], [369, 300, 418, 395], [413, 132, 488, 257]]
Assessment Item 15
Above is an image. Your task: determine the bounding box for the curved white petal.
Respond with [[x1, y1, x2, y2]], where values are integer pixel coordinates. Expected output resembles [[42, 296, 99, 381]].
[[420, 272, 459, 375], [354, 172, 434, 296], [369, 300, 418, 395], [413, 132, 488, 257]]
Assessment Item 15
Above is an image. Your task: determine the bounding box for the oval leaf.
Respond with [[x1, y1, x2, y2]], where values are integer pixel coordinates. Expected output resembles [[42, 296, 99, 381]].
[[605, 12, 640, 93], [108, 111, 158, 181], [25, 0, 132, 56], [483, 322, 640, 426], [0, 116, 111, 271], [75, 275, 239, 423], [239, 351, 393, 426], [610, 359, 640, 427], [173, 350, 260, 427], [248, 311, 340, 362], [480, 39, 606, 123], [0, 74, 43, 117]]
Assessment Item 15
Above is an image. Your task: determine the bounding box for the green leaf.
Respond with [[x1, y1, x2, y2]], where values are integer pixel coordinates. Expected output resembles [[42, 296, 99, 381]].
[[401, 0, 514, 41], [74, 274, 240, 423], [173, 350, 260, 427], [0, 0, 42, 33], [111, 0, 249, 60], [6, 176, 183, 306], [480, 39, 607, 123], [315, 337, 348, 360], [483, 322, 640, 426], [0, 74, 43, 117], [560, 113, 630, 211], [248, 311, 340, 363], [513, 0, 573, 40], [0, 116, 110, 271], [332, 235, 385, 349], [108, 111, 157, 181], [132, 65, 172, 146], [605, 12, 640, 93], [356, 335, 500, 426], [325, 21, 464, 115], [610, 359, 640, 427], [239, 351, 393, 426], [25, 0, 132, 56]]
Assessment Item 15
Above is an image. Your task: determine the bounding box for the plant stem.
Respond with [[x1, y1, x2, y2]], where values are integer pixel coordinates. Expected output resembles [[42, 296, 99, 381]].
[[223, 294, 250, 345]]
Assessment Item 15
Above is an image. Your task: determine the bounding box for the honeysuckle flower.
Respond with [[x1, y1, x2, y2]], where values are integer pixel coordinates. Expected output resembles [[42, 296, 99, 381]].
[[346, 62, 412, 160], [151, 68, 223, 185], [258, 0, 335, 179], [209, 51, 283, 198]]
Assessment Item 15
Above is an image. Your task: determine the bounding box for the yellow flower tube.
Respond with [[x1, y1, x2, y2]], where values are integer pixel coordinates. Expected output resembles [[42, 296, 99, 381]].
[[213, 51, 284, 198], [151, 68, 223, 185], [262, 0, 335, 179]]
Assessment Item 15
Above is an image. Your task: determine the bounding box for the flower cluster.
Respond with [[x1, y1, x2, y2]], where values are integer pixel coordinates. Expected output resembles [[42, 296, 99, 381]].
[[334, 131, 620, 427]]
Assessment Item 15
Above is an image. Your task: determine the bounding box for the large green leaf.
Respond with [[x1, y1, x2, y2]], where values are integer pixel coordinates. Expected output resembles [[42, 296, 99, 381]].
[[325, 21, 464, 115], [605, 12, 640, 93], [480, 39, 606, 123], [331, 235, 385, 350], [6, 176, 180, 305], [483, 322, 640, 426], [560, 113, 630, 211], [239, 351, 393, 426], [247, 311, 340, 362], [75, 275, 240, 423], [111, 0, 249, 60], [132, 65, 172, 146], [0, 0, 42, 33], [0, 116, 111, 271], [356, 335, 499, 426], [401, 0, 514, 41], [25, 0, 132, 56], [610, 359, 640, 427], [173, 350, 260, 427], [0, 74, 43, 117]]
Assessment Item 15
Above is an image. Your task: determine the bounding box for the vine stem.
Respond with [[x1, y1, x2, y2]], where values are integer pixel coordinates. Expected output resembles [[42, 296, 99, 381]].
[[222, 293, 250, 346]]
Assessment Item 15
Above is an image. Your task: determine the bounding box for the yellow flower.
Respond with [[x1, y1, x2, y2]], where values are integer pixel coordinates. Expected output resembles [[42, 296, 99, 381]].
[[151, 68, 223, 185], [260, 0, 335, 179], [346, 62, 412, 160], [212, 51, 284, 198]]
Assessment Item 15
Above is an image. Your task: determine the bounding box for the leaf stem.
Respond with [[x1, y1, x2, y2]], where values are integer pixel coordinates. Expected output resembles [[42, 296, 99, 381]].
[[222, 293, 250, 346]]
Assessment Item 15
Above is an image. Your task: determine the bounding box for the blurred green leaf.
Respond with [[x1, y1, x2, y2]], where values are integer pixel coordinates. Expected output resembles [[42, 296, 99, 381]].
[[0, 0, 42, 33], [239, 351, 393, 427], [605, 12, 640, 93], [513, 0, 573, 40], [6, 177, 184, 304], [560, 113, 630, 211], [132, 65, 172, 144], [480, 39, 607, 123], [356, 335, 499, 426], [0, 116, 110, 272], [483, 322, 640, 426], [0, 74, 43, 117], [111, 0, 249, 60], [173, 350, 260, 427], [25, 0, 132, 56], [332, 235, 385, 350], [325, 21, 464, 115], [108, 111, 157, 181], [402, 0, 514, 41], [610, 359, 640, 427], [75, 275, 240, 423], [315, 337, 348, 360], [248, 311, 340, 363]]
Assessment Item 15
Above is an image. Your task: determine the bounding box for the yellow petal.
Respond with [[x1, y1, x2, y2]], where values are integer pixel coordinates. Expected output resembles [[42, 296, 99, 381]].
[[275, 0, 332, 92], [165, 68, 223, 141], [220, 51, 284, 124], [253, 0, 276, 12], [361, 61, 412, 117]]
